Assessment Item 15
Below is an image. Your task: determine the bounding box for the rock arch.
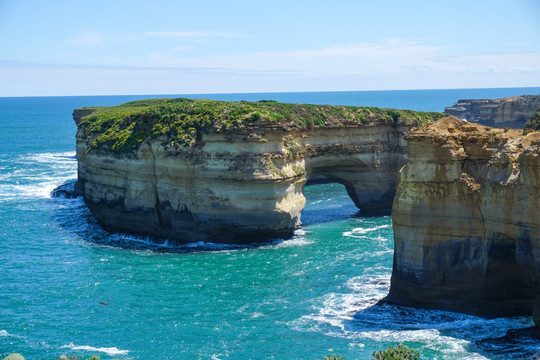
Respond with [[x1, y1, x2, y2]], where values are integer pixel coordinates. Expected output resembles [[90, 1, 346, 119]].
[[73, 99, 439, 244], [77, 122, 410, 244]]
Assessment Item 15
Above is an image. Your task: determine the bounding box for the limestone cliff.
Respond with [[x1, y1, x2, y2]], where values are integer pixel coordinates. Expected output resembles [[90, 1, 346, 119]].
[[389, 117, 540, 322], [444, 95, 540, 128], [74, 98, 443, 244]]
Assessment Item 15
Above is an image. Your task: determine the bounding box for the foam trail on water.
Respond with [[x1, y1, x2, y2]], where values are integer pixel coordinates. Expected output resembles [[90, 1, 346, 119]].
[[343, 224, 391, 238], [0, 330, 25, 340], [62, 343, 129, 356]]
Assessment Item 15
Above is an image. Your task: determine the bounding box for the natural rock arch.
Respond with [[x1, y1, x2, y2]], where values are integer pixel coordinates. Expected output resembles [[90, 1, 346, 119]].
[[303, 154, 398, 213], [74, 99, 441, 244]]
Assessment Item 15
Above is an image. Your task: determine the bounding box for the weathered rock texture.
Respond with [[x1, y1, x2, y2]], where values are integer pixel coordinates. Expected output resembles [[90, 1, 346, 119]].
[[389, 117, 540, 322], [74, 99, 443, 244], [444, 95, 540, 129]]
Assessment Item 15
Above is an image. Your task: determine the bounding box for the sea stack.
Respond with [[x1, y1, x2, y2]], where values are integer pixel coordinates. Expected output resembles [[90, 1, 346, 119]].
[[389, 117, 540, 326], [73, 98, 443, 243]]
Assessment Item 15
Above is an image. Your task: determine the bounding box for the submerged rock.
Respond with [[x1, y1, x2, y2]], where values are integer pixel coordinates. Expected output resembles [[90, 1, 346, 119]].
[[389, 116, 540, 325], [51, 180, 82, 199], [475, 326, 540, 358], [73, 98, 443, 244], [3, 354, 25, 360]]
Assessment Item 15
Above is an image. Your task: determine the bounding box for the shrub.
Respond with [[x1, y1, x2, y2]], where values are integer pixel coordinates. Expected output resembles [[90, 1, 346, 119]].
[[525, 108, 540, 131], [372, 344, 420, 360], [78, 98, 445, 154]]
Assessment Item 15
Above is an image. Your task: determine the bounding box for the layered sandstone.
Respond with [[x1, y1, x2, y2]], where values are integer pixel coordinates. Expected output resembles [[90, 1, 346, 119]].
[[74, 98, 443, 244], [444, 95, 540, 128], [389, 117, 540, 322]]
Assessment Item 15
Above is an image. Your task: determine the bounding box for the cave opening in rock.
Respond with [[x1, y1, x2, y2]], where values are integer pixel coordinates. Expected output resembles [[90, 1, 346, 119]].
[[300, 175, 360, 226]]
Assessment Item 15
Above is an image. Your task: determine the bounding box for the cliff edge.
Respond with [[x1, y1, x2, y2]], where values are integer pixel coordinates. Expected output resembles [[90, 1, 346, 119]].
[[389, 116, 540, 325], [73, 98, 443, 243], [444, 95, 540, 128]]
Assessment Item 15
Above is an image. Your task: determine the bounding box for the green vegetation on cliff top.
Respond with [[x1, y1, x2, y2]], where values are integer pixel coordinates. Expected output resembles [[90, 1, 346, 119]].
[[77, 98, 445, 153], [525, 107, 540, 131]]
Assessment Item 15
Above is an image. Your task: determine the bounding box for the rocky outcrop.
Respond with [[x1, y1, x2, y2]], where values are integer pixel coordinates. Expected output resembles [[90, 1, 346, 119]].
[[2, 355, 24, 360], [525, 108, 540, 131], [389, 117, 540, 323], [74, 98, 443, 244], [444, 95, 540, 128]]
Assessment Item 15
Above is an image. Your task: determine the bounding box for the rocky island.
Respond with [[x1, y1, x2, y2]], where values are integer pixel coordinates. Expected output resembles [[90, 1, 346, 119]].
[[73, 98, 444, 243], [388, 116, 540, 329]]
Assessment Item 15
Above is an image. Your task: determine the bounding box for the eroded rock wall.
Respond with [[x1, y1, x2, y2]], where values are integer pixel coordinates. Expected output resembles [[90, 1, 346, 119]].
[[444, 95, 540, 128], [76, 114, 411, 243], [389, 117, 540, 321]]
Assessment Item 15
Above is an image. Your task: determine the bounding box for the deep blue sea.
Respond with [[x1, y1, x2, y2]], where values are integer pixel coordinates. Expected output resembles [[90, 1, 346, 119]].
[[1, 88, 540, 360]]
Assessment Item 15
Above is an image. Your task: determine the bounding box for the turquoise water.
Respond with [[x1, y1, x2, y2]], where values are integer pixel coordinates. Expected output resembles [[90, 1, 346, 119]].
[[1, 88, 540, 359]]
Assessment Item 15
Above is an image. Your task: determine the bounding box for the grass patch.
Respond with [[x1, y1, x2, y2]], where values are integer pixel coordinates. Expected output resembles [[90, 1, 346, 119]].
[[77, 98, 445, 154]]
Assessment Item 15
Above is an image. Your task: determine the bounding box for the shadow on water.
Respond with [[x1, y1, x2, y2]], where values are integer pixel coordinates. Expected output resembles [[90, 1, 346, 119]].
[[51, 181, 301, 253], [52, 180, 367, 253], [344, 300, 539, 359]]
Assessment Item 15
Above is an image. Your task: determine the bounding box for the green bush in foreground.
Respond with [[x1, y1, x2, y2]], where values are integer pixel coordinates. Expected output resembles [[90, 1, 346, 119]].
[[324, 355, 346, 360], [372, 344, 421, 360], [324, 344, 420, 360]]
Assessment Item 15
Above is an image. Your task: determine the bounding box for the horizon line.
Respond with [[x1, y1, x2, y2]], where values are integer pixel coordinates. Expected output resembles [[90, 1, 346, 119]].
[[1, 86, 540, 99]]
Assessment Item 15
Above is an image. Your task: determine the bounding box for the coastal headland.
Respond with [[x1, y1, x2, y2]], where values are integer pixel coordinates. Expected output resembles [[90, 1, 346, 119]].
[[73, 96, 540, 334], [73, 98, 443, 243], [444, 95, 540, 128], [389, 116, 540, 329]]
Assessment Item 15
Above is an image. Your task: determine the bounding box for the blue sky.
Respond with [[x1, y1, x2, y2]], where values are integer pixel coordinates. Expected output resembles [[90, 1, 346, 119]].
[[0, 0, 539, 96]]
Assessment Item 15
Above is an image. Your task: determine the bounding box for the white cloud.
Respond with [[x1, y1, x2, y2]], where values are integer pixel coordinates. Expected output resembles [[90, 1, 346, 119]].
[[67, 31, 108, 45], [2, 39, 540, 96], [426, 52, 540, 74], [145, 31, 241, 38], [138, 39, 444, 77]]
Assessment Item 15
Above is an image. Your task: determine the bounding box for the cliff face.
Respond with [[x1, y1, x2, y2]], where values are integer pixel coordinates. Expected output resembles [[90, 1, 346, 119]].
[[389, 117, 540, 322], [444, 95, 540, 128], [74, 98, 443, 243]]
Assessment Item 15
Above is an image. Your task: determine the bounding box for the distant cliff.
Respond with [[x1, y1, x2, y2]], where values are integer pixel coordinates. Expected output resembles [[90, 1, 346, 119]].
[[73, 98, 444, 243], [444, 95, 540, 128], [389, 117, 540, 326]]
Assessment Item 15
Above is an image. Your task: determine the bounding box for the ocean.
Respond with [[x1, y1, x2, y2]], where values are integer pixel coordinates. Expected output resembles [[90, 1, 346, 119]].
[[1, 87, 540, 360]]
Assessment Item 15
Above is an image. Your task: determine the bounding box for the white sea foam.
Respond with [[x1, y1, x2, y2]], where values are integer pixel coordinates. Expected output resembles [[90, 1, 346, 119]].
[[346, 275, 391, 294], [0, 330, 25, 340], [308, 198, 335, 205], [109, 232, 248, 253], [251, 312, 264, 319], [294, 229, 307, 236], [62, 343, 129, 356], [342, 224, 391, 238], [20, 151, 76, 162], [294, 291, 495, 359], [292, 268, 536, 359], [0, 151, 77, 201], [270, 236, 314, 249]]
